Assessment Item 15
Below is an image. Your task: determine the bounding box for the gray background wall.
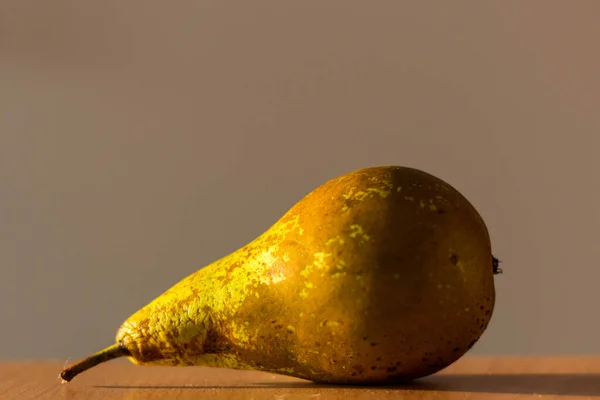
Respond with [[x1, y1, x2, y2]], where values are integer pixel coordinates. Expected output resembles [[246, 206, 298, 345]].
[[2, 1, 599, 360]]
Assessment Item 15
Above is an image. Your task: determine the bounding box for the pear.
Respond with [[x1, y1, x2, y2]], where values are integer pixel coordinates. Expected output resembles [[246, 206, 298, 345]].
[[60, 166, 500, 384]]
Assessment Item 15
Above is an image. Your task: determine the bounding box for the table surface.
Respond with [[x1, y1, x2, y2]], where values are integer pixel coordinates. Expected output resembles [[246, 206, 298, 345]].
[[3, 356, 600, 399]]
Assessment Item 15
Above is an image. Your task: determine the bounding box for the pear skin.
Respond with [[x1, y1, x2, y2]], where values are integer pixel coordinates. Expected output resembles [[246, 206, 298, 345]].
[[60, 166, 500, 384]]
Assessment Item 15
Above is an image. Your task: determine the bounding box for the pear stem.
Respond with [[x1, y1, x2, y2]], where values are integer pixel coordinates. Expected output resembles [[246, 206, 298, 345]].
[[59, 343, 130, 383]]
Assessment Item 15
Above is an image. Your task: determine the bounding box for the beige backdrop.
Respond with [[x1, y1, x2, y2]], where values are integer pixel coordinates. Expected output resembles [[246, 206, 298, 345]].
[[2, 1, 599, 360]]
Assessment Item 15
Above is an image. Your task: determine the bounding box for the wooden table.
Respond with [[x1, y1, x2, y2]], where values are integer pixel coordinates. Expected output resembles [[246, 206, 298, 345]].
[[2, 356, 600, 399]]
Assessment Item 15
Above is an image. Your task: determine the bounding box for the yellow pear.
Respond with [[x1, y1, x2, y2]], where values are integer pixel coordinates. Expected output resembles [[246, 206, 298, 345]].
[[60, 166, 500, 384]]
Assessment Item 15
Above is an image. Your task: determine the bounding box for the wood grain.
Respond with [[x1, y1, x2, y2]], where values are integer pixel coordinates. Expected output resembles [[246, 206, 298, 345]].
[[2, 356, 600, 399]]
